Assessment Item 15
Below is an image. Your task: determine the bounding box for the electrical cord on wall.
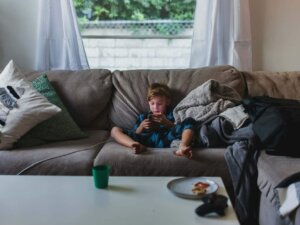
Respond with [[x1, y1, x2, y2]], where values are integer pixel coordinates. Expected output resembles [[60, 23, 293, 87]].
[[16, 140, 112, 175]]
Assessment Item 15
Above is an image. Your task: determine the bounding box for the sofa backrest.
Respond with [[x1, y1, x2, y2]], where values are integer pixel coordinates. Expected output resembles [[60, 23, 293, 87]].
[[110, 65, 245, 129], [243, 71, 300, 99], [24, 69, 113, 129]]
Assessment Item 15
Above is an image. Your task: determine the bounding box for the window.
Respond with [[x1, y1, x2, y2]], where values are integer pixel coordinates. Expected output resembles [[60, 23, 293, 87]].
[[74, 0, 196, 70]]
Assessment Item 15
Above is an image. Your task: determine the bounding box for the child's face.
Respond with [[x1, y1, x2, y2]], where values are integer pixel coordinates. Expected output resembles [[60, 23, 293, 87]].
[[148, 96, 169, 114]]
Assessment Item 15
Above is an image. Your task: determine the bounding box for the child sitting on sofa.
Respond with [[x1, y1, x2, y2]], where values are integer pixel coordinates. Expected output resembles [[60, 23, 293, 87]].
[[110, 83, 195, 158]]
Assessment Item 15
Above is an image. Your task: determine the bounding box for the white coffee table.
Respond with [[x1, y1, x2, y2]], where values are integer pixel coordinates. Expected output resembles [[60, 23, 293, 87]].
[[0, 175, 239, 225]]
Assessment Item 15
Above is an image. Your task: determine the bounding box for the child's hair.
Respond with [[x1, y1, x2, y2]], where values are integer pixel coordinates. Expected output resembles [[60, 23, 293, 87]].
[[147, 83, 171, 101]]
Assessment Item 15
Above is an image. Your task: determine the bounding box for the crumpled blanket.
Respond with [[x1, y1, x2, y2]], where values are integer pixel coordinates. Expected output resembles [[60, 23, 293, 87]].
[[219, 104, 249, 129], [173, 79, 241, 123]]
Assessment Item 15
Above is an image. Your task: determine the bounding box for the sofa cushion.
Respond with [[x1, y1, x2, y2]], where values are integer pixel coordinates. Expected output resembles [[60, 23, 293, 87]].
[[257, 151, 300, 206], [244, 71, 300, 99], [0, 60, 61, 149], [15, 74, 87, 148], [94, 140, 232, 187], [0, 130, 109, 175], [24, 69, 113, 129], [110, 65, 245, 129]]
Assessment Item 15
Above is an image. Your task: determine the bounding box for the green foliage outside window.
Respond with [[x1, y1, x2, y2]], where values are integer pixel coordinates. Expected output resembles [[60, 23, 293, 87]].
[[74, 0, 196, 35], [74, 0, 196, 20]]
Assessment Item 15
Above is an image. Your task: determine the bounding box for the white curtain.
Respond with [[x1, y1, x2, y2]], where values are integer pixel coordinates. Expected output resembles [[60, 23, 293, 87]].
[[35, 0, 89, 70], [190, 0, 252, 71]]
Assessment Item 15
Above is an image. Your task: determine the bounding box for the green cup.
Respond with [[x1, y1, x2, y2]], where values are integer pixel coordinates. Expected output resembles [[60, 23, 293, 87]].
[[92, 164, 111, 189]]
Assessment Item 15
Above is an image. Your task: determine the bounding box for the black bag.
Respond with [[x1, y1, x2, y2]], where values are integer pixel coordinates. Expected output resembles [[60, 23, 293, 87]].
[[243, 96, 300, 157]]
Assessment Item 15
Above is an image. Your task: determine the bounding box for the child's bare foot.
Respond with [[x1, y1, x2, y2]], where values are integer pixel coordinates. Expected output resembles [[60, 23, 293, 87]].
[[175, 144, 192, 159], [131, 142, 145, 154]]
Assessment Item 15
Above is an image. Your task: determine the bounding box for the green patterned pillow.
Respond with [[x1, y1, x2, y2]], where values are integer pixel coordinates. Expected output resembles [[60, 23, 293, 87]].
[[15, 74, 87, 147]]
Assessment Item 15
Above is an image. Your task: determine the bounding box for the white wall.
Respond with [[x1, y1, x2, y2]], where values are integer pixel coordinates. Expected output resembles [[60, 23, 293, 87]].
[[83, 38, 191, 71], [250, 0, 300, 71], [0, 0, 39, 70]]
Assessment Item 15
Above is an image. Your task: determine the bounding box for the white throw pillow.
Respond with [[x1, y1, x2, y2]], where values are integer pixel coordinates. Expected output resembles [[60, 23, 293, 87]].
[[0, 60, 61, 149]]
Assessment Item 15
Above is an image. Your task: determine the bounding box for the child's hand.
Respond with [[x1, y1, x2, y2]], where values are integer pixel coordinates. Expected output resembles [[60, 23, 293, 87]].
[[140, 118, 152, 130], [136, 119, 152, 134]]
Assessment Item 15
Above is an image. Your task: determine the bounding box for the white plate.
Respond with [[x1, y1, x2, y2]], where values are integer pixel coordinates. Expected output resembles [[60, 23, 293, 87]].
[[167, 177, 218, 199]]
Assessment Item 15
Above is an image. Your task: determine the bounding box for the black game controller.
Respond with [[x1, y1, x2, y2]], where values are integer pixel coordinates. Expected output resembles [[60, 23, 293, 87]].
[[195, 194, 228, 217]]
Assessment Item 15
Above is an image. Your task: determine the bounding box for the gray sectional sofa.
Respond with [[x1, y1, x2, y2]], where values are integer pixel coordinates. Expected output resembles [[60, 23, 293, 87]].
[[0, 65, 299, 225]]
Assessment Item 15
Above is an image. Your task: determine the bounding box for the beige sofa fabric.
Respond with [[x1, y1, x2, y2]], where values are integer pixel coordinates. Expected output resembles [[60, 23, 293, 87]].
[[244, 70, 300, 99], [110, 65, 245, 129], [0, 130, 109, 175], [24, 69, 113, 129], [94, 140, 232, 187]]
